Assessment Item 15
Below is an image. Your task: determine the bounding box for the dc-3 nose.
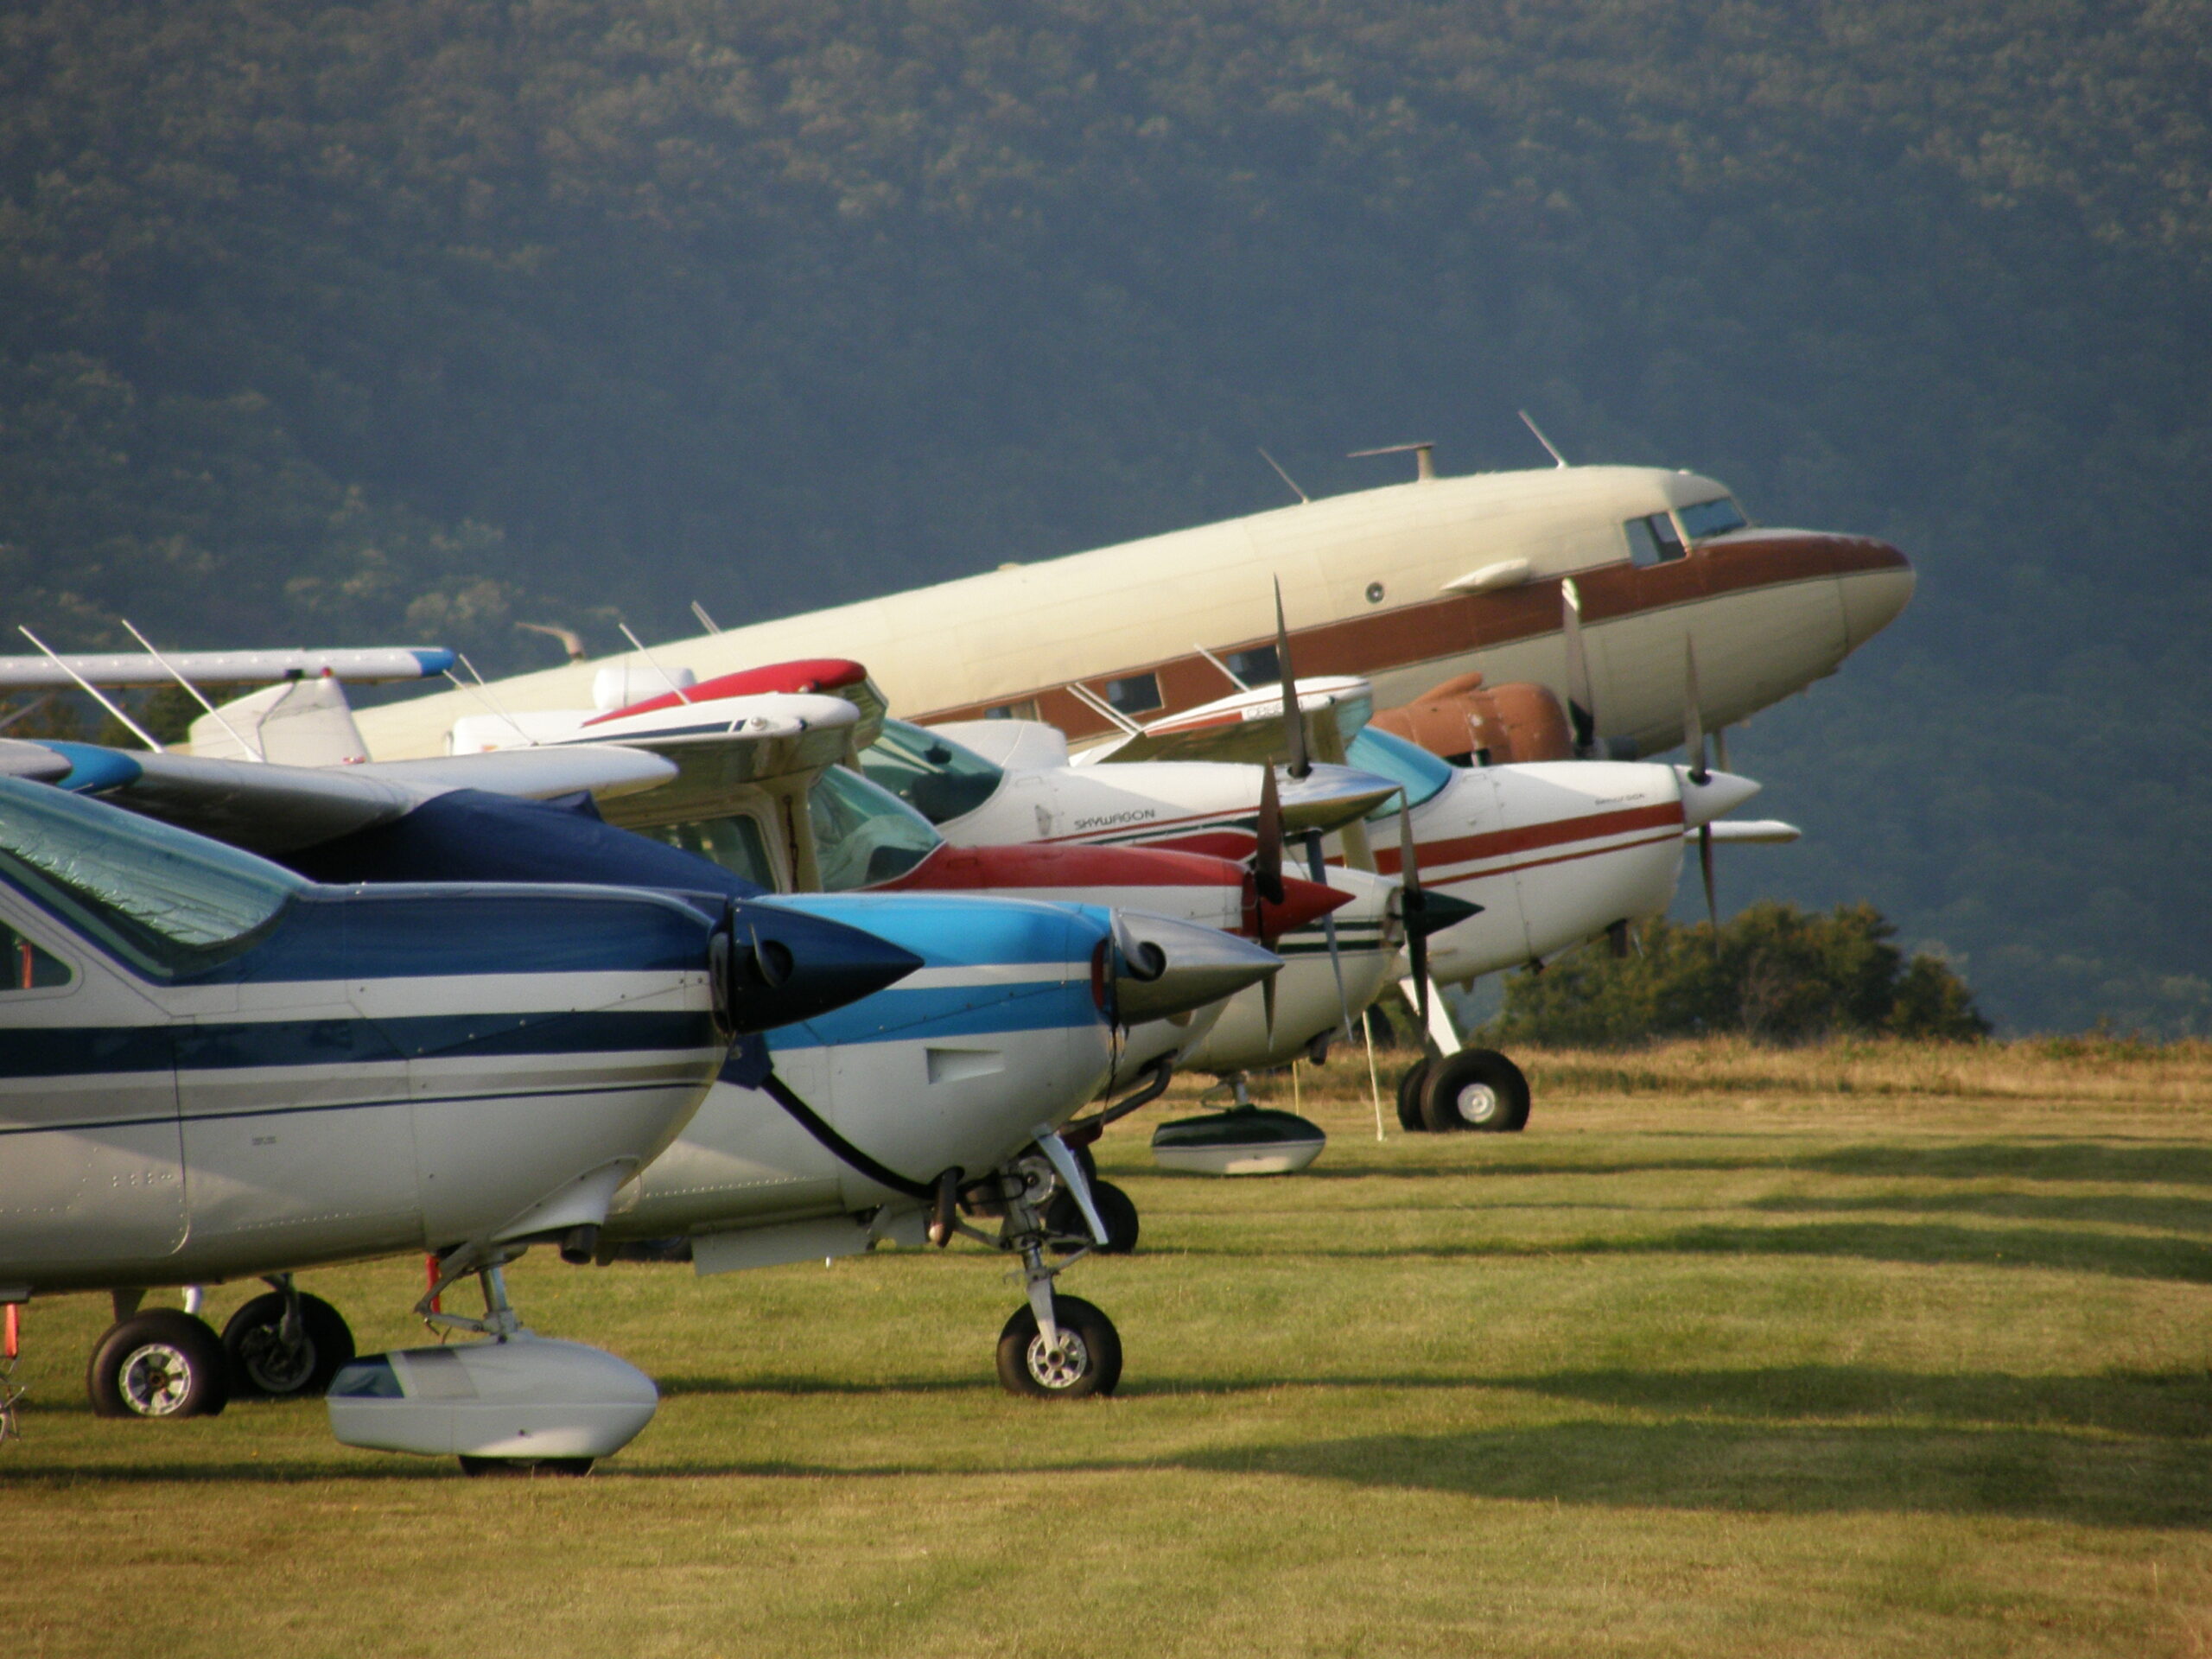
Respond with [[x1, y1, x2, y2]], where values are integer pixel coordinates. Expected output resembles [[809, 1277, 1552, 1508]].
[[1838, 536, 1916, 652], [715, 896, 925, 1032], [1675, 767, 1764, 830], [1109, 913, 1284, 1025]]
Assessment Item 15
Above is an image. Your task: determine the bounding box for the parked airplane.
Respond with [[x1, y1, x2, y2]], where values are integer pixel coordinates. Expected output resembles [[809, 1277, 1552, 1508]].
[[0, 771, 918, 1467], [7, 731, 1279, 1398], [340, 456, 1912, 771]]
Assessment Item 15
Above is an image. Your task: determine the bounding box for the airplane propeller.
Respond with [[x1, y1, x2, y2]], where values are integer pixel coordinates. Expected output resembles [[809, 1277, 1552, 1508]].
[[1274, 575, 1351, 1037], [1560, 578, 1599, 757], [1683, 637, 1719, 950], [1391, 785, 1481, 1035]]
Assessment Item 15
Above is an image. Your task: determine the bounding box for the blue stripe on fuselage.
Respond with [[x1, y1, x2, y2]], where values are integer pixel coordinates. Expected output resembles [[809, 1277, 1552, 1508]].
[[0, 1010, 721, 1079]]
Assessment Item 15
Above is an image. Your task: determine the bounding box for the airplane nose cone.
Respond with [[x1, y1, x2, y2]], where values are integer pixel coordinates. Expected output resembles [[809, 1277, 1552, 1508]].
[[718, 898, 924, 1032], [1676, 767, 1762, 830], [1839, 538, 1916, 651], [1111, 912, 1283, 1025], [1256, 871, 1352, 938], [1278, 765, 1404, 836]]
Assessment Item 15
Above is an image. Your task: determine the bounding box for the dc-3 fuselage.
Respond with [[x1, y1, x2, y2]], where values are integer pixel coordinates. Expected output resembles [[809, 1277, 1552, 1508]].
[[345, 462, 1913, 765]]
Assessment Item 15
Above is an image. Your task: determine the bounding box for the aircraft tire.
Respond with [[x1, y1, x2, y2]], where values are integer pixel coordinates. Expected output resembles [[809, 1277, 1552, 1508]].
[[222, 1291, 356, 1400], [458, 1456, 594, 1478], [996, 1294, 1122, 1400], [87, 1309, 230, 1420], [1090, 1180, 1141, 1254], [1395, 1059, 1431, 1132], [1421, 1049, 1530, 1134]]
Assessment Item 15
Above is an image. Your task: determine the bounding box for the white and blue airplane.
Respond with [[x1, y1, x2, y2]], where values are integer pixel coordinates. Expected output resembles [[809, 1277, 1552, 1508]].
[[0, 769, 919, 1469], [5, 731, 1279, 1401]]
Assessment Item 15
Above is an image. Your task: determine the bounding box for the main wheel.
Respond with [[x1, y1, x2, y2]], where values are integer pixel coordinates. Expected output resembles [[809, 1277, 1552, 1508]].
[[458, 1456, 594, 1478], [87, 1310, 230, 1419], [1395, 1058, 1431, 1132], [1091, 1180, 1141, 1254], [995, 1294, 1122, 1399], [222, 1291, 356, 1399], [1046, 1176, 1141, 1254], [1421, 1048, 1531, 1133]]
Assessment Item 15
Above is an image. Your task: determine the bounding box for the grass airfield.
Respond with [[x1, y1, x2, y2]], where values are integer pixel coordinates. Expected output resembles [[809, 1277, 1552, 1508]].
[[10, 1039, 2212, 1657]]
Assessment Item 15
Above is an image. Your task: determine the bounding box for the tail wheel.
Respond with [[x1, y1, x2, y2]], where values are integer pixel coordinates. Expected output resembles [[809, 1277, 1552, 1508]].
[[1395, 1058, 1431, 1132], [996, 1294, 1122, 1400], [1420, 1048, 1531, 1133], [222, 1291, 356, 1399], [87, 1310, 229, 1420]]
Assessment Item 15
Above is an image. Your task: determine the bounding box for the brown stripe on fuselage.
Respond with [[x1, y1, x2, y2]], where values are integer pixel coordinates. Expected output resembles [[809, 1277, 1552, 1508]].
[[1366, 802, 1688, 876], [923, 531, 1903, 741]]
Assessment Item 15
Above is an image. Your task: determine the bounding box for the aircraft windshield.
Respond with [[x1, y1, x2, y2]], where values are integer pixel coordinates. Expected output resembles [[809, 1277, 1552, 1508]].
[[0, 777, 303, 975], [1345, 727, 1454, 818], [1678, 497, 1749, 541], [810, 766, 943, 892], [858, 718, 1005, 825]]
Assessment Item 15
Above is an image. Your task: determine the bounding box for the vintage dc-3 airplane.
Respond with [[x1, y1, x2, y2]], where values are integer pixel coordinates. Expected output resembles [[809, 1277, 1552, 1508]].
[[0, 765, 920, 1466], [0, 649, 1281, 1399], [340, 446, 1913, 775]]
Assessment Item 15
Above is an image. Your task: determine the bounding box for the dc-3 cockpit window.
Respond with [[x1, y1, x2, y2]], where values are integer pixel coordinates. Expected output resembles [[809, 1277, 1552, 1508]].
[[858, 718, 1005, 825], [0, 777, 303, 976], [810, 766, 943, 892], [1345, 727, 1455, 819], [1677, 497, 1749, 542], [1624, 513, 1688, 567]]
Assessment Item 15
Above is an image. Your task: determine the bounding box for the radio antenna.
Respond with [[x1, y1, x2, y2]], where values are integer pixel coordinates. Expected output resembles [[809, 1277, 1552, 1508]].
[[17, 626, 163, 751], [618, 624, 694, 704], [1257, 448, 1310, 505], [1518, 410, 1569, 468], [120, 618, 263, 761]]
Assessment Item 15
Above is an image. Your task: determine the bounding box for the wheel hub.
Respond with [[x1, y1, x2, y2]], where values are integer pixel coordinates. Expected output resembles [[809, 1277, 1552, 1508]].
[[118, 1342, 194, 1416], [238, 1325, 315, 1394], [1455, 1083, 1501, 1125], [1026, 1331, 1092, 1390]]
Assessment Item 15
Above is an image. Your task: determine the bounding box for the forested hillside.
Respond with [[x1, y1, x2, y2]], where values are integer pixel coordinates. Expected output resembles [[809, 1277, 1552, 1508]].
[[3, 0, 2207, 1032]]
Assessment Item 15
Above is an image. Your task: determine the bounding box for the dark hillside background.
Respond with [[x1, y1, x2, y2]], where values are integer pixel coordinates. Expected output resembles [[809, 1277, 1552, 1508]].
[[3, 0, 2207, 1032]]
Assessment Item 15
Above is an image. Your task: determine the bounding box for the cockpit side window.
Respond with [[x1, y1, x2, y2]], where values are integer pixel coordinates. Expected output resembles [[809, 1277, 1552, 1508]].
[[810, 766, 943, 891], [639, 815, 779, 889], [0, 777, 302, 978], [0, 920, 71, 991], [1678, 497, 1749, 542], [859, 718, 1006, 825], [1624, 514, 1687, 567]]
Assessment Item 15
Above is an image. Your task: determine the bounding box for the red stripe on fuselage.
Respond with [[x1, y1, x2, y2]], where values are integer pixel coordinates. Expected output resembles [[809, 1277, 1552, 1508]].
[[1370, 802, 1685, 876]]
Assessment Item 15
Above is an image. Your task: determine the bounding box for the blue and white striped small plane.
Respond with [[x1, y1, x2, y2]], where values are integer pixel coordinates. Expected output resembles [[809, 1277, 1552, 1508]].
[[0, 772, 921, 1468], [2, 730, 1279, 1403]]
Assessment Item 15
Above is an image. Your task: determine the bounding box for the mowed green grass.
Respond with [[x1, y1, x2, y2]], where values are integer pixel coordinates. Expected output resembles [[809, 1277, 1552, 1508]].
[[9, 1043, 2212, 1657]]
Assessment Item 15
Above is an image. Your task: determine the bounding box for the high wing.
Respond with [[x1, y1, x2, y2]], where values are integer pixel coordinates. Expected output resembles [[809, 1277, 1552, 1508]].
[[9, 740, 677, 853], [0, 646, 456, 688], [454, 692, 861, 826], [1077, 677, 1375, 767]]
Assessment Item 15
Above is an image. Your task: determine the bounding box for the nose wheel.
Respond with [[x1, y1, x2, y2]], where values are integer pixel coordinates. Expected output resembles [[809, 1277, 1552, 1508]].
[[997, 1294, 1122, 1399]]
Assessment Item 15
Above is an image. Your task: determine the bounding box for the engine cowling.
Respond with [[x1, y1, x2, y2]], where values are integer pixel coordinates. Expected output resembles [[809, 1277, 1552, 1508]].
[[1370, 672, 1574, 766]]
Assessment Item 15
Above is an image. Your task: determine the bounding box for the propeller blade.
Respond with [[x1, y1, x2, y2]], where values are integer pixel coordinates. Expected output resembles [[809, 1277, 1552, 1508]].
[[1395, 788, 1431, 1026], [1700, 821, 1719, 955], [1683, 637, 1709, 785], [1714, 725, 1730, 773], [1560, 579, 1597, 756], [1254, 763, 1287, 912], [1262, 965, 1278, 1038], [1274, 575, 1311, 779], [1305, 827, 1353, 1037]]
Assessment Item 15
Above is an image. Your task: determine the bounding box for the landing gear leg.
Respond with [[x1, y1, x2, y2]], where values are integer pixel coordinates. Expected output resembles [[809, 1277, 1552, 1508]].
[[957, 1144, 1122, 1399]]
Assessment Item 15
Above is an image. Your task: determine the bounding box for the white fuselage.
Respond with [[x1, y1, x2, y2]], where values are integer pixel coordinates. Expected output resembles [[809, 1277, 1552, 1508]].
[[346, 465, 1912, 765]]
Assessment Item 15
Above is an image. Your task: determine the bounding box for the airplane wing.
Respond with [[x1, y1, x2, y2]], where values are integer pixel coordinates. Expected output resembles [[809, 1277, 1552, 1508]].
[[519, 693, 862, 828], [0, 646, 456, 687], [1080, 677, 1376, 767], [18, 741, 679, 854]]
